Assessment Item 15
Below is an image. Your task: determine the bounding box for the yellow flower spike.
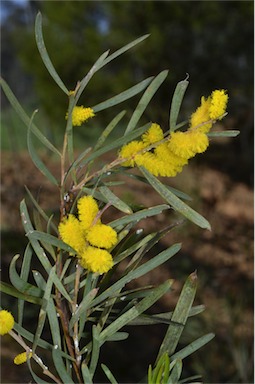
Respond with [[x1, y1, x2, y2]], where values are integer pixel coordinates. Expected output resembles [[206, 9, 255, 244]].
[[14, 351, 32, 365], [78, 196, 99, 230], [86, 223, 118, 249], [80, 246, 114, 274], [190, 96, 212, 133], [0, 309, 14, 335], [67, 106, 95, 126], [58, 214, 86, 255], [168, 131, 209, 159], [119, 140, 146, 167], [142, 123, 164, 145], [209, 89, 228, 120]]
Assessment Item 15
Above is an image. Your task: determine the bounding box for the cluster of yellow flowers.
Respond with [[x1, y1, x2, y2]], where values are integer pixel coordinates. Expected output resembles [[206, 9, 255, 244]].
[[66, 105, 95, 126], [119, 89, 228, 177], [58, 196, 118, 274]]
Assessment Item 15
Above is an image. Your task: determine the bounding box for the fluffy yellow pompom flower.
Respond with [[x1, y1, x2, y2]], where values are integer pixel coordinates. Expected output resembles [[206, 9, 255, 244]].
[[80, 246, 114, 274], [190, 96, 212, 132], [0, 310, 14, 335], [209, 89, 228, 120], [78, 196, 99, 230], [119, 140, 146, 167], [86, 224, 118, 249], [70, 106, 95, 126], [168, 131, 209, 159], [58, 214, 86, 255], [14, 352, 32, 365], [142, 123, 164, 145]]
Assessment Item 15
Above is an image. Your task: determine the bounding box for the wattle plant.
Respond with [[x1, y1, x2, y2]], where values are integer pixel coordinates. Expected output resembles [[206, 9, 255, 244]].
[[0, 12, 239, 384]]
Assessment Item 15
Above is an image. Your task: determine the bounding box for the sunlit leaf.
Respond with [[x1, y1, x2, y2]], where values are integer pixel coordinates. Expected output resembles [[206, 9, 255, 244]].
[[169, 77, 189, 132], [125, 70, 169, 134], [35, 12, 69, 95], [140, 167, 211, 230]]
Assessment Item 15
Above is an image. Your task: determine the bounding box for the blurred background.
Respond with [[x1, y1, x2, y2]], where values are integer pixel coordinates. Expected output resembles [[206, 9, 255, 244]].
[[1, 1, 253, 383]]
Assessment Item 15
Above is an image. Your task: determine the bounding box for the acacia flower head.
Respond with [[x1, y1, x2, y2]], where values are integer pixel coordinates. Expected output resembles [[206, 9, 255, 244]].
[[209, 89, 228, 120], [168, 131, 209, 159], [80, 246, 114, 274], [119, 140, 146, 167], [68, 106, 95, 126], [14, 352, 32, 365], [0, 310, 14, 335], [142, 123, 164, 145], [58, 214, 86, 255], [190, 96, 212, 132], [86, 223, 118, 249], [78, 195, 99, 230]]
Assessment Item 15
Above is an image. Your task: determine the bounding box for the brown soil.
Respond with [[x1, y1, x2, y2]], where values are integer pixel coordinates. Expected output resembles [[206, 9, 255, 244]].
[[0, 149, 253, 383]]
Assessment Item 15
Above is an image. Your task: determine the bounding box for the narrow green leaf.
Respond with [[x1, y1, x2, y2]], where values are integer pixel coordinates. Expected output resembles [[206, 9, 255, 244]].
[[35, 12, 69, 94], [89, 325, 101, 377], [171, 333, 215, 361], [18, 243, 33, 325], [0, 281, 42, 305], [75, 50, 109, 103], [0, 77, 61, 155], [140, 167, 211, 230], [52, 347, 75, 383], [9, 254, 43, 297], [98, 34, 150, 69], [125, 70, 169, 134], [100, 280, 173, 343], [109, 204, 169, 229], [91, 243, 180, 308], [129, 304, 205, 326], [105, 332, 129, 342], [27, 230, 76, 255], [92, 77, 153, 113], [207, 130, 240, 137], [69, 288, 98, 332], [99, 186, 133, 214], [157, 272, 197, 361], [81, 361, 94, 383], [101, 364, 118, 384], [33, 271, 62, 348], [33, 266, 56, 353], [27, 111, 58, 186], [169, 78, 189, 132], [168, 359, 182, 384], [33, 270, 46, 290], [94, 110, 126, 150]]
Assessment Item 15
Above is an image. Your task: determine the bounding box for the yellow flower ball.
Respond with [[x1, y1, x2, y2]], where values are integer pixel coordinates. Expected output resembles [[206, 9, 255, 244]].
[[190, 96, 212, 133], [0, 310, 14, 335], [209, 89, 228, 120], [69, 106, 95, 126], [119, 140, 146, 167], [78, 195, 99, 230], [14, 351, 32, 365], [58, 214, 86, 255], [142, 123, 164, 145], [168, 131, 209, 159], [80, 246, 114, 274], [86, 224, 118, 249]]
